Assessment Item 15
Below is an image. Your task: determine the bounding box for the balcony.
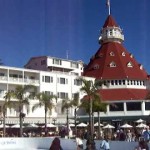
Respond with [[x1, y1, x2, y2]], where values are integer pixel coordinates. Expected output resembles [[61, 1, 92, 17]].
[[0, 76, 39, 85]]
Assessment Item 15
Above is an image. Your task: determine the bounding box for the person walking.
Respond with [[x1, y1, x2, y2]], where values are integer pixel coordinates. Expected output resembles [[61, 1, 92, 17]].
[[100, 136, 110, 150]]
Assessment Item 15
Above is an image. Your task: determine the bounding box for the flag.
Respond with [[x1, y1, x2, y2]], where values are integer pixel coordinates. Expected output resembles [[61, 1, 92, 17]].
[[106, 0, 110, 7]]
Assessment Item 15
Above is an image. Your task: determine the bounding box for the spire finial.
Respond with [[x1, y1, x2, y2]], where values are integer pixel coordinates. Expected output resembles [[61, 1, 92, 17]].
[[106, 0, 111, 15]]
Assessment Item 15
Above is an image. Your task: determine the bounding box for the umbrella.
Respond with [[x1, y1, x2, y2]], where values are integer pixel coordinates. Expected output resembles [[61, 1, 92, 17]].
[[136, 123, 147, 128], [42, 123, 56, 128], [94, 122, 103, 127], [77, 122, 87, 127], [11, 124, 24, 128], [102, 124, 115, 129], [26, 123, 39, 128], [69, 123, 75, 127], [120, 123, 133, 128], [0, 124, 9, 128], [135, 119, 145, 123]]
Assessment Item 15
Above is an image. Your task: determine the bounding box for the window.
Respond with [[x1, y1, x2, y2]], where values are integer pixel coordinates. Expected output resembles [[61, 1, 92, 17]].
[[58, 77, 68, 84], [57, 92, 68, 99], [110, 62, 116, 67], [122, 52, 126, 56], [126, 102, 141, 111], [45, 91, 53, 95], [145, 102, 150, 110], [71, 62, 79, 68], [110, 103, 124, 111], [110, 52, 115, 56], [127, 62, 133, 68], [74, 79, 82, 86], [42, 76, 53, 83], [93, 64, 99, 69], [9, 74, 18, 78], [41, 60, 46, 65], [53, 59, 62, 65], [0, 73, 4, 76]]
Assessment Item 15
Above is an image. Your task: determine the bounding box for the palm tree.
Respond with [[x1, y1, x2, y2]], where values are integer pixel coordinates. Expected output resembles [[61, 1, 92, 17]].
[[5, 85, 37, 137], [3, 92, 14, 137], [93, 98, 107, 139], [79, 77, 103, 140], [61, 98, 72, 138], [70, 92, 80, 136], [32, 92, 57, 136]]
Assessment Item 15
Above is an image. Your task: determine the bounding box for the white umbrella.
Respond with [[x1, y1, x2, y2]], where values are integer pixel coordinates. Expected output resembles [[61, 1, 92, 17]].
[[94, 122, 103, 127], [135, 119, 145, 123], [77, 122, 87, 127], [42, 123, 56, 128], [136, 123, 147, 128], [120, 123, 133, 128], [69, 123, 75, 127], [102, 124, 115, 129], [26, 123, 39, 128], [0, 124, 9, 128], [11, 124, 24, 128]]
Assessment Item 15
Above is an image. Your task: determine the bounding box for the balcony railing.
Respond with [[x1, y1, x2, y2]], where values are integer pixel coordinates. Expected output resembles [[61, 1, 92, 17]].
[[0, 76, 39, 84]]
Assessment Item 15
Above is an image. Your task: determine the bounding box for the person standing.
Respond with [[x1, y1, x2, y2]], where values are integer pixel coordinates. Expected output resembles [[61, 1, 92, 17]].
[[49, 137, 63, 150], [100, 136, 110, 150], [76, 134, 84, 150]]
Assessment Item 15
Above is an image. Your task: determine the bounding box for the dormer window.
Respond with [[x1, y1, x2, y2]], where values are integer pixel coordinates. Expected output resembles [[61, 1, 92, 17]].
[[130, 53, 134, 58], [110, 61, 116, 67], [127, 62, 133, 68], [139, 64, 143, 70], [110, 52, 115, 56], [122, 52, 126, 56], [93, 64, 99, 69]]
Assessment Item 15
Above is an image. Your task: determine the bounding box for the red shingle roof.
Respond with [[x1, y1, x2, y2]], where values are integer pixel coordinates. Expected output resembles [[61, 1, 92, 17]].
[[103, 15, 119, 28], [99, 89, 149, 101], [83, 42, 148, 80]]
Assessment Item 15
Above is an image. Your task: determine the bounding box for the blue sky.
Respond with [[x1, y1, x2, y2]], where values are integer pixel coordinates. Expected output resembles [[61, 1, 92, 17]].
[[0, 0, 150, 73]]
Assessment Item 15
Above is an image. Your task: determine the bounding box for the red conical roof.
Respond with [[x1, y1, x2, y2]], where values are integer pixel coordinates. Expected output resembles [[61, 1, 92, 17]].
[[83, 42, 148, 80], [103, 15, 118, 28]]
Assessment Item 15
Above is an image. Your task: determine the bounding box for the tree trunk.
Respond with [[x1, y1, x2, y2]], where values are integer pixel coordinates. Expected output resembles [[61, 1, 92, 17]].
[[90, 98, 93, 140], [74, 108, 77, 136], [3, 111, 6, 137], [44, 108, 47, 136], [19, 112, 23, 137], [66, 108, 69, 138], [98, 111, 101, 139]]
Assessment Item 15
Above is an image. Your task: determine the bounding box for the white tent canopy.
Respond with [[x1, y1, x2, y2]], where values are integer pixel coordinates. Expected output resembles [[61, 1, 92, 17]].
[[11, 124, 24, 128], [136, 123, 147, 128], [135, 119, 145, 123], [103, 124, 115, 129], [94, 122, 103, 127], [0, 124, 9, 128], [26, 123, 39, 128], [77, 123, 87, 127], [42, 123, 56, 128], [120, 123, 133, 128]]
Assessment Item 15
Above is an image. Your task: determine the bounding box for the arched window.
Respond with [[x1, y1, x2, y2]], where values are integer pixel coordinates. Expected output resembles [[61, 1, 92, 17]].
[[122, 52, 126, 56], [110, 61, 116, 67], [110, 52, 115, 56]]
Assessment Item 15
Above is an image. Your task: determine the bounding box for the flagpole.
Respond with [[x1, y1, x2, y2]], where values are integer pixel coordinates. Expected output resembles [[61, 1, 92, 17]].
[[106, 0, 111, 15]]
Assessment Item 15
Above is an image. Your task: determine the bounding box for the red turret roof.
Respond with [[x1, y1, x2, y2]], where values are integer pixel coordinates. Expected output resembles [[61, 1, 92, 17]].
[[83, 42, 148, 80], [103, 15, 118, 28]]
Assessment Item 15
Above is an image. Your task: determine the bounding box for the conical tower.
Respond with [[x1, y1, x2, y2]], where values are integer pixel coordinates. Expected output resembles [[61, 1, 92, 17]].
[[83, 14, 149, 101]]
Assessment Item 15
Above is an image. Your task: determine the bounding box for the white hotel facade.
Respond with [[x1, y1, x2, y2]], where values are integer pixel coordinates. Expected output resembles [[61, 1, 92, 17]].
[[1, 12, 150, 125]]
